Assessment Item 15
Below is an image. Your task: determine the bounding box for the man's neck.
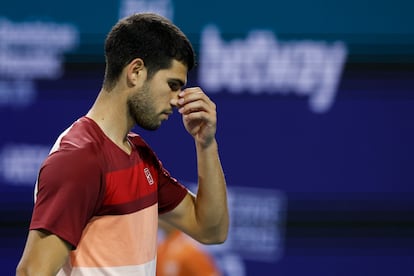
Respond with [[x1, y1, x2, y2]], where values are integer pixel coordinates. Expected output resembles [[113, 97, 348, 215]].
[[86, 89, 134, 153]]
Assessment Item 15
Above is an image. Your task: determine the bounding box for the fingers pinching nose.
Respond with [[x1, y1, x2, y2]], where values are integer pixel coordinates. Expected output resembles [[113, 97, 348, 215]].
[[170, 98, 179, 107]]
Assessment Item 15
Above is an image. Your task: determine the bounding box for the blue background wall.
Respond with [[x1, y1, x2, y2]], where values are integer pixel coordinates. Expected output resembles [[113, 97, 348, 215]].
[[1, 0, 414, 275]]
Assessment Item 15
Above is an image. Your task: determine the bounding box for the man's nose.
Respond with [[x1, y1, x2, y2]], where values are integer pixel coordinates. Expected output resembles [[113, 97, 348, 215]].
[[170, 93, 180, 107]]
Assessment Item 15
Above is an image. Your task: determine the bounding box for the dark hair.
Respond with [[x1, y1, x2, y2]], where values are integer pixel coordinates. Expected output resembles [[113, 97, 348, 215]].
[[103, 13, 195, 90]]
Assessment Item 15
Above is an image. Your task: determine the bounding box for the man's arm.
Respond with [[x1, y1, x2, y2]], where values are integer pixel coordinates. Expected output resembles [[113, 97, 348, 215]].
[[16, 230, 71, 275], [162, 87, 229, 244]]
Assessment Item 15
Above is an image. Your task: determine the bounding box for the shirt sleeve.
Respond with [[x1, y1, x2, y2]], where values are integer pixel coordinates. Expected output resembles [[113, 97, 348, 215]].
[[29, 147, 104, 249], [128, 134, 188, 214], [157, 161, 188, 214]]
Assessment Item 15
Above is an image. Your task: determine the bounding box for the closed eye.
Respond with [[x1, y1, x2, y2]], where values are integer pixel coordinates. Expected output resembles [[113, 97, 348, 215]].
[[168, 79, 185, 92], [169, 83, 180, 91]]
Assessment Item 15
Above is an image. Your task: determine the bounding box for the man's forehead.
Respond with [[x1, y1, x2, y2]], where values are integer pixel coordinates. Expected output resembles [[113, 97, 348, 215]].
[[160, 61, 188, 84]]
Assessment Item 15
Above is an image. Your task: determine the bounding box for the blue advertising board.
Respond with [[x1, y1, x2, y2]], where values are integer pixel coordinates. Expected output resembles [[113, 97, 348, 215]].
[[1, 0, 414, 275]]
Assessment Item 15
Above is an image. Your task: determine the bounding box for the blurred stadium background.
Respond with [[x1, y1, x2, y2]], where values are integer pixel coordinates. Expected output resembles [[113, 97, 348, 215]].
[[1, 0, 414, 275]]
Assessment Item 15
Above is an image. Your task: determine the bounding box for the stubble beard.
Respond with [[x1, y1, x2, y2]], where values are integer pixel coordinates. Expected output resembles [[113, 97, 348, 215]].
[[127, 83, 161, 131]]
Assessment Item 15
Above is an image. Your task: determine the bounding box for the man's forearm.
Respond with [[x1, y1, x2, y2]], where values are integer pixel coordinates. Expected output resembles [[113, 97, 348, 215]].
[[194, 139, 229, 244]]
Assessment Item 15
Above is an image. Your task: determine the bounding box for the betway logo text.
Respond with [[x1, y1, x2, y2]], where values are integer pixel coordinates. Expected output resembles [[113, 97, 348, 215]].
[[199, 26, 347, 113]]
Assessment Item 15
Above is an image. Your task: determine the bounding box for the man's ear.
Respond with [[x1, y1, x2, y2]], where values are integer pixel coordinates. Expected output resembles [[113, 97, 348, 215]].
[[126, 58, 146, 87]]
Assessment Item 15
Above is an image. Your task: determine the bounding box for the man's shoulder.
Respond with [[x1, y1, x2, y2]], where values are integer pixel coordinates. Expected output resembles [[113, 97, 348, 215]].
[[128, 132, 160, 164], [46, 117, 104, 163], [128, 132, 155, 153], [128, 132, 147, 147]]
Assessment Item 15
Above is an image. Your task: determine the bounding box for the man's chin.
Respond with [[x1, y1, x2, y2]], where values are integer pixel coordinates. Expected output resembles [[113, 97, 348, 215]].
[[137, 121, 162, 131]]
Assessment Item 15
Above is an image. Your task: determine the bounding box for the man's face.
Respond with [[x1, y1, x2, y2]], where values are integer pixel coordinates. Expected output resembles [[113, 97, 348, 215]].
[[127, 60, 187, 130]]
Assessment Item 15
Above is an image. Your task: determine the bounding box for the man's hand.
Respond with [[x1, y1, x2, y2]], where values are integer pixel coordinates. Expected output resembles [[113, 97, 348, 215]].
[[177, 87, 217, 148], [167, 87, 229, 244]]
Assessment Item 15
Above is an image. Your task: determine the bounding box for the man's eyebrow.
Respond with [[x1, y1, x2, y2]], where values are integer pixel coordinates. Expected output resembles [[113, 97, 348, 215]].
[[168, 78, 186, 87]]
